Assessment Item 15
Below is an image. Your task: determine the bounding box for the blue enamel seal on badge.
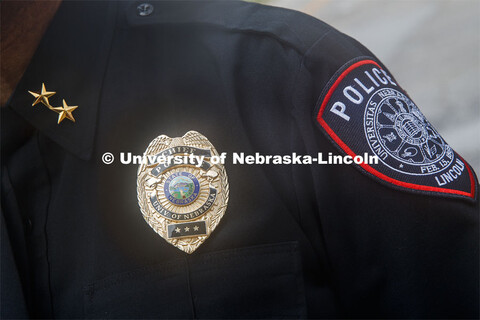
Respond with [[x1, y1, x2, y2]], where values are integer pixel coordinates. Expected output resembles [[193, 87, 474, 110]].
[[164, 172, 201, 206]]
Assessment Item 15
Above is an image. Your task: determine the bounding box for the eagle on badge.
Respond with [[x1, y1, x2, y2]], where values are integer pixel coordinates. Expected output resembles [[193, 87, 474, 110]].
[[137, 131, 229, 253]]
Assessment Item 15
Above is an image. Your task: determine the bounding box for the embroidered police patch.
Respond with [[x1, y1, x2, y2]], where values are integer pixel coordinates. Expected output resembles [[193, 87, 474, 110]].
[[316, 58, 476, 200]]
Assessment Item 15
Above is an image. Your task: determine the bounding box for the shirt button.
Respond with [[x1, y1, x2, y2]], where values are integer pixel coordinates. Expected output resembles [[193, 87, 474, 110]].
[[137, 3, 154, 16]]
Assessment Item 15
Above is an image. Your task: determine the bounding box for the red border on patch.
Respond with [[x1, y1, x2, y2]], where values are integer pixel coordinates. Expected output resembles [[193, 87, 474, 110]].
[[316, 59, 476, 199]]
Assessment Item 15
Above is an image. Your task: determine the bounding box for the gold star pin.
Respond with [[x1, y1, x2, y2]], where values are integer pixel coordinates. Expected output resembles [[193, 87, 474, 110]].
[[28, 83, 56, 107], [28, 84, 79, 125], [51, 99, 78, 124]]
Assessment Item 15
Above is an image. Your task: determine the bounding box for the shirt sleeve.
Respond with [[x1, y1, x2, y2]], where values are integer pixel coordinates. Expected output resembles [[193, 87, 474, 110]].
[[289, 27, 479, 318]]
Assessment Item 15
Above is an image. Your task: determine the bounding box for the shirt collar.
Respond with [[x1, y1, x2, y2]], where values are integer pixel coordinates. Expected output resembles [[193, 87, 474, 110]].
[[7, 1, 118, 160]]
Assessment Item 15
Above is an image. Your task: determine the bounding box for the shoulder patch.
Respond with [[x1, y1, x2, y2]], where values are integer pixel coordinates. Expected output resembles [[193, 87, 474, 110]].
[[315, 58, 477, 200]]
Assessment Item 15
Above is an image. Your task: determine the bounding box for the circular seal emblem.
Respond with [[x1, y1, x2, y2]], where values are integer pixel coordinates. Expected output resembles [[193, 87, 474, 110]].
[[364, 88, 454, 175], [164, 172, 200, 205]]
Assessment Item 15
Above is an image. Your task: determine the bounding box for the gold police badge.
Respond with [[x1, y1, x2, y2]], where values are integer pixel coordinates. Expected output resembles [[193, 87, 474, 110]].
[[137, 131, 229, 253]]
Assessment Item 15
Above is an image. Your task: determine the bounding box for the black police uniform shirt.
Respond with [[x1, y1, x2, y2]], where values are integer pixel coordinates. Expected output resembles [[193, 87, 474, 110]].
[[1, 1, 478, 318]]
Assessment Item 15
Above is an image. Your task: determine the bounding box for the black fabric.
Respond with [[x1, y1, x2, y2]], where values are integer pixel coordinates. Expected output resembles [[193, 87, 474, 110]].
[[84, 242, 306, 319], [1, 210, 29, 319], [1, 1, 478, 318]]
